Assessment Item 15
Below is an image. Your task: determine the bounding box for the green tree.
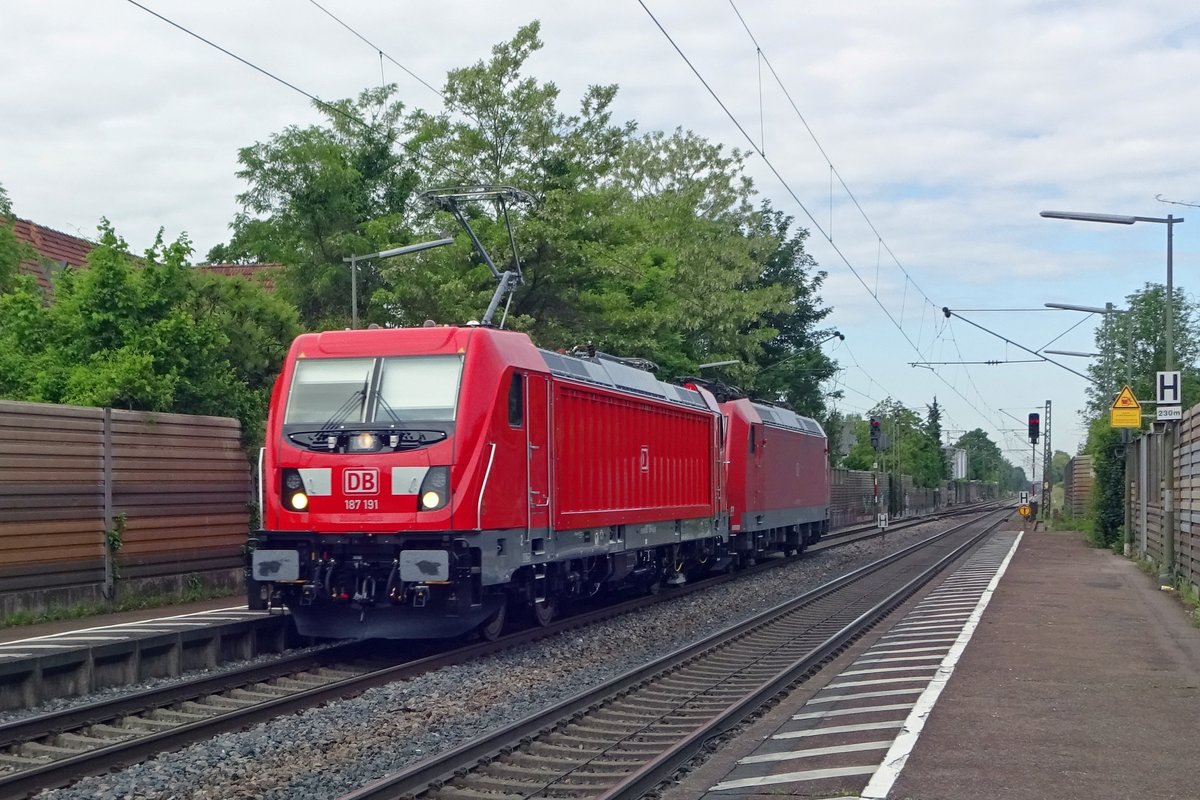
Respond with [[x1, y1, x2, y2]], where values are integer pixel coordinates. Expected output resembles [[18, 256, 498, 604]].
[[737, 203, 837, 418], [952, 428, 1025, 490], [391, 24, 828, 395], [209, 86, 420, 329], [925, 396, 949, 480], [1081, 283, 1200, 548], [0, 180, 28, 295], [1084, 417, 1124, 546], [1050, 450, 1070, 484], [844, 399, 946, 487], [1087, 282, 1200, 419]]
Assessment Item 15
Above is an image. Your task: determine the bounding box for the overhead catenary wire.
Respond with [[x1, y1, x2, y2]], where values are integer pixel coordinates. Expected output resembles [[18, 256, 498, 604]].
[[304, 0, 483, 130], [123, 0, 470, 184], [721, 2, 1038, 457], [642, 2, 1018, 453], [637, 2, 935, 371]]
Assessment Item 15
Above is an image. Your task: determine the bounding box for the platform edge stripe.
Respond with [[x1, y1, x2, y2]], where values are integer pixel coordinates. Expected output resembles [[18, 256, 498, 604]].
[[858, 531, 1023, 800]]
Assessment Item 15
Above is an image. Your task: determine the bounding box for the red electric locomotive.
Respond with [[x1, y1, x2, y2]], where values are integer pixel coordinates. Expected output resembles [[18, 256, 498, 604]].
[[248, 186, 830, 640], [251, 325, 729, 639], [720, 398, 829, 556]]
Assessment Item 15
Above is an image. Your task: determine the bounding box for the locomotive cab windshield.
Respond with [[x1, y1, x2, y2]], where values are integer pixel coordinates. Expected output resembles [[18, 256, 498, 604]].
[[282, 354, 463, 452]]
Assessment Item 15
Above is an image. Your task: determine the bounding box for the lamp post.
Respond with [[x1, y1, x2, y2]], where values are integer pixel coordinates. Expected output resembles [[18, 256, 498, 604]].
[[1041, 210, 1184, 581], [343, 237, 455, 329]]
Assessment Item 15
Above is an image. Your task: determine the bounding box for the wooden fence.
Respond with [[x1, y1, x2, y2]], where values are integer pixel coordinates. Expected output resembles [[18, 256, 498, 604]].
[[1064, 455, 1093, 518], [1128, 405, 1200, 588], [0, 400, 251, 612]]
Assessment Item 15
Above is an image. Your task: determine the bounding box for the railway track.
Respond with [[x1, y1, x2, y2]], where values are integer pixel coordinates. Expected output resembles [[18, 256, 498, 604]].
[[0, 503, 1004, 799], [334, 506, 1012, 800]]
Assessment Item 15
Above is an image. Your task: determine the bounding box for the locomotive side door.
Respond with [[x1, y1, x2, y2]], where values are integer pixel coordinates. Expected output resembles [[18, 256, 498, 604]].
[[526, 373, 551, 535], [751, 423, 765, 515]]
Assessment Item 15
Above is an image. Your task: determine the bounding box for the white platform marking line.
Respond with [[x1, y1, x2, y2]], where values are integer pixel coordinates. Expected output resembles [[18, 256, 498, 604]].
[[859, 532, 1023, 800], [854, 653, 944, 665], [900, 611, 973, 621], [866, 638, 956, 650], [793, 702, 914, 721], [911, 600, 979, 610], [9, 636, 125, 643], [879, 629, 961, 639], [774, 720, 906, 739], [806, 688, 924, 704], [841, 665, 939, 677], [0, 605, 251, 646], [740, 739, 894, 764], [825, 676, 934, 690], [887, 622, 967, 633], [710, 765, 877, 791]]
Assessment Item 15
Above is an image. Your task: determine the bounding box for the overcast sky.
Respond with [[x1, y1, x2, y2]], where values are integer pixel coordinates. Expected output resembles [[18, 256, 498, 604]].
[[4, 0, 1199, 472]]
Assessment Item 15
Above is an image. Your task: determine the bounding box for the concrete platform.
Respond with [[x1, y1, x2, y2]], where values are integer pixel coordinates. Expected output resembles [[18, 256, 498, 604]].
[[0, 600, 295, 710], [668, 528, 1200, 800]]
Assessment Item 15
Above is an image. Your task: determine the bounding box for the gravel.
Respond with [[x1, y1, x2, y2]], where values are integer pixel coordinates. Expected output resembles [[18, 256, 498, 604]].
[[35, 516, 973, 800]]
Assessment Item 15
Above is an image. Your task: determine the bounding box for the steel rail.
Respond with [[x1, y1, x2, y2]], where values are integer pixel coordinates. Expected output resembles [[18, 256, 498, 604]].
[[333, 506, 1010, 800]]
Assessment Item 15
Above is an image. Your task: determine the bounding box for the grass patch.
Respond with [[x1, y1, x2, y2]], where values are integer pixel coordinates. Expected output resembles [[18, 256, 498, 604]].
[[1175, 580, 1200, 629]]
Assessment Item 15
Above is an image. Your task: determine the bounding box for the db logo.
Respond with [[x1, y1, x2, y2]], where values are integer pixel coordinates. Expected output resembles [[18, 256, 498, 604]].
[[343, 468, 379, 495]]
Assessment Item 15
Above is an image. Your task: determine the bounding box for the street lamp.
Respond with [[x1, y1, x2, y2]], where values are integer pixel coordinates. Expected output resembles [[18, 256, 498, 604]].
[[343, 237, 455, 328], [1041, 210, 1184, 581]]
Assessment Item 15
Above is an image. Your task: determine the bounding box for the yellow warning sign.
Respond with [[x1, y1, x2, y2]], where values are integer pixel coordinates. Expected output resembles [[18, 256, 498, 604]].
[[1110, 385, 1141, 428], [1018, 504, 1031, 518], [1112, 385, 1140, 409]]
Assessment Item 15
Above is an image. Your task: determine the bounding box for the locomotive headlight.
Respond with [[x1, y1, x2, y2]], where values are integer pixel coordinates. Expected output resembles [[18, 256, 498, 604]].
[[349, 432, 379, 452], [281, 469, 308, 511], [418, 467, 450, 511]]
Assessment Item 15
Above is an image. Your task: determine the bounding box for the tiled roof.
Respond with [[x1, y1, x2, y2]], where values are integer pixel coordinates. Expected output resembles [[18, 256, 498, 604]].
[[7, 217, 284, 299], [11, 219, 95, 297], [196, 263, 283, 293]]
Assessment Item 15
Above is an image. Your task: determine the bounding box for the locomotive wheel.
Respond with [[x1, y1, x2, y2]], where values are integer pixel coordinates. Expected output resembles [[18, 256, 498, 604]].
[[532, 598, 557, 627], [480, 602, 507, 642]]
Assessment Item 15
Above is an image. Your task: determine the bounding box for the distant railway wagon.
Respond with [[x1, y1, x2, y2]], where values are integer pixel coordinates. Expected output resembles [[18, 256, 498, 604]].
[[250, 324, 831, 640]]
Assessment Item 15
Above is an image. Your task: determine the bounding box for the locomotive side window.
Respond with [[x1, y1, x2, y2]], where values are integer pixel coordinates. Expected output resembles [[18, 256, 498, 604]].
[[508, 372, 524, 427]]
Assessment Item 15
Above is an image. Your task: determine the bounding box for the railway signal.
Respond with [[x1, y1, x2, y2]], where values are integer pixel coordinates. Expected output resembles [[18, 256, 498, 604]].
[[1028, 412, 1040, 444], [869, 416, 882, 450]]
